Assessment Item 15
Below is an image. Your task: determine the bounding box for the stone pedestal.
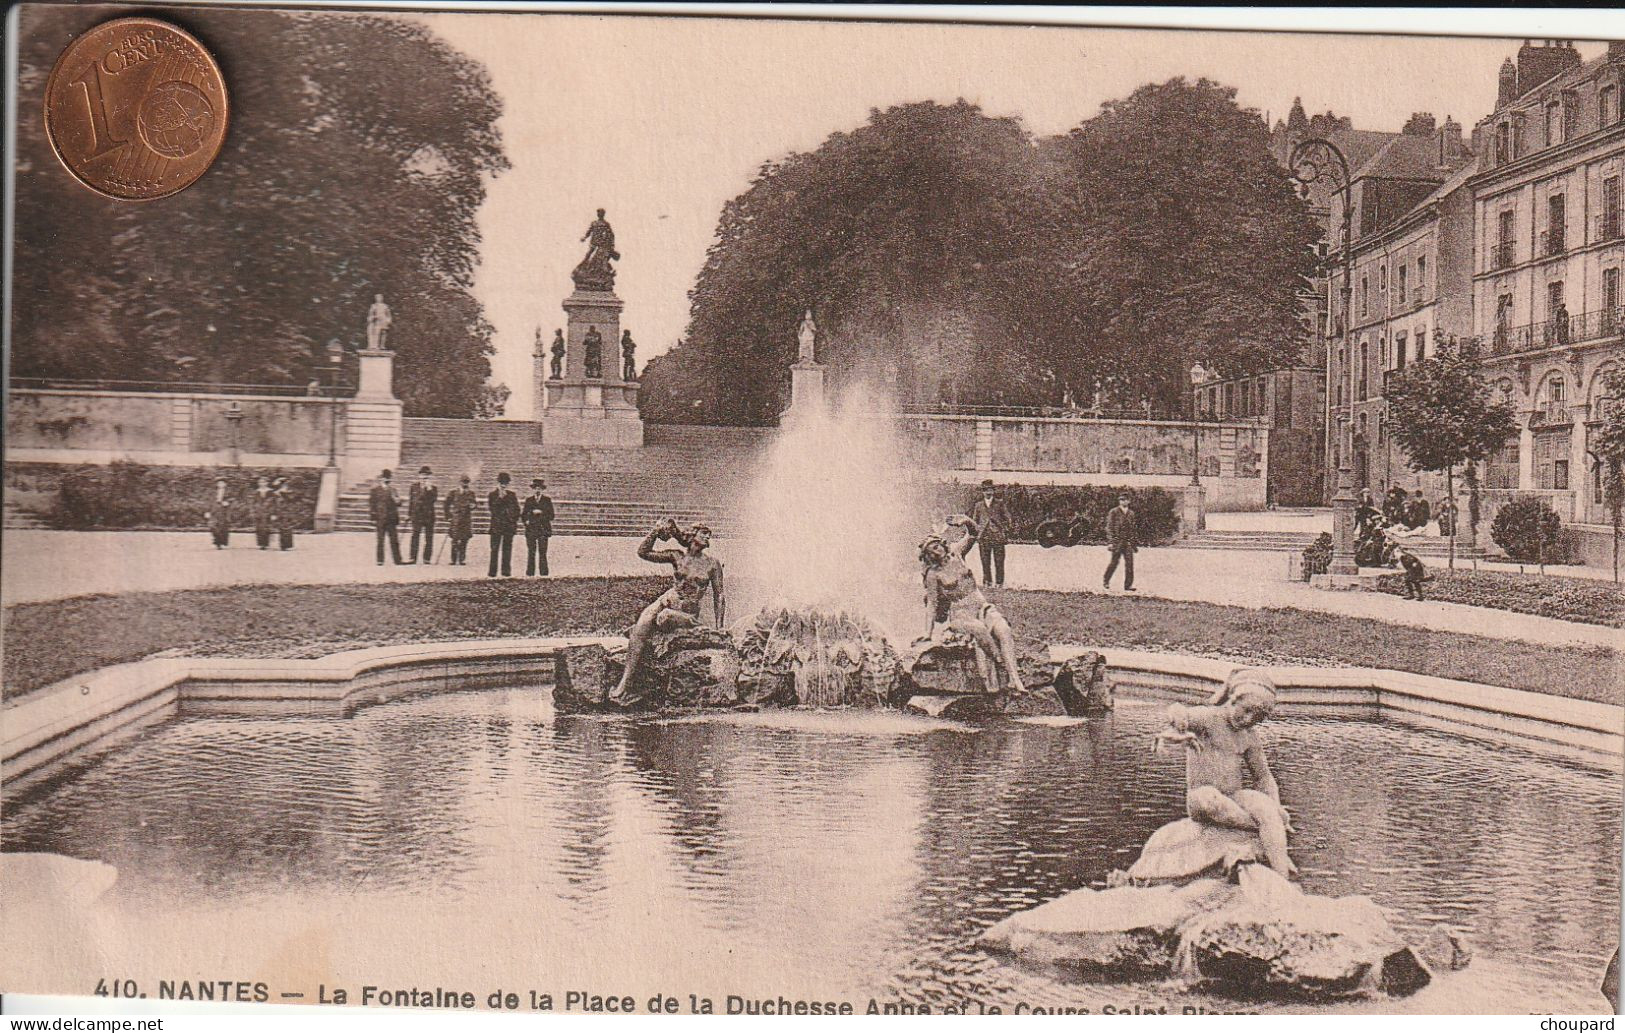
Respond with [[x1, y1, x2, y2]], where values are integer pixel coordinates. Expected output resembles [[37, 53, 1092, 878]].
[[343, 348, 403, 485], [783, 360, 826, 425], [540, 289, 643, 447]]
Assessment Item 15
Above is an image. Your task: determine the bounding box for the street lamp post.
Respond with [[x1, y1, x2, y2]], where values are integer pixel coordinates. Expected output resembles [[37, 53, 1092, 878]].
[[224, 401, 244, 467], [1189, 363, 1207, 486], [1291, 137, 1358, 578], [325, 339, 345, 468]]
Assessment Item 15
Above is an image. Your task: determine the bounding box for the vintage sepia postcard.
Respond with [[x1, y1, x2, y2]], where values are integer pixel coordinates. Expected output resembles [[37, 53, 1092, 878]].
[[3, 1, 1622, 1020]]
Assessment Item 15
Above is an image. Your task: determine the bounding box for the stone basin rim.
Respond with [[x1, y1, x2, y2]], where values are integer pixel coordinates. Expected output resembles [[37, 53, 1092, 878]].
[[5, 636, 1619, 789]]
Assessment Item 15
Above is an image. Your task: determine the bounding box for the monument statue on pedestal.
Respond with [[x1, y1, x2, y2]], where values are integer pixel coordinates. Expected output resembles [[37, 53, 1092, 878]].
[[797, 310, 817, 364], [583, 325, 604, 380], [621, 330, 637, 381], [366, 294, 393, 350], [572, 208, 621, 292], [549, 329, 565, 380]]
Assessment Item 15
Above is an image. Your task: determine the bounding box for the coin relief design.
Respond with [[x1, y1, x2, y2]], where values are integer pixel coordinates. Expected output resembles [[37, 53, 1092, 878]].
[[43, 17, 228, 200]]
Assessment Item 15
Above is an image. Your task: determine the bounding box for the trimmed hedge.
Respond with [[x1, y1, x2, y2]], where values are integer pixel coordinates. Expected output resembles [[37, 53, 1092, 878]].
[[1490, 495, 1565, 564], [927, 483, 1182, 546], [1300, 532, 1333, 581], [43, 461, 320, 531], [1372, 568, 1625, 628]]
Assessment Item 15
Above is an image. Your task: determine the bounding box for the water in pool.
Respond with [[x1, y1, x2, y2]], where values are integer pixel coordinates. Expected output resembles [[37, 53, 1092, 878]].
[[5, 687, 1618, 1014]]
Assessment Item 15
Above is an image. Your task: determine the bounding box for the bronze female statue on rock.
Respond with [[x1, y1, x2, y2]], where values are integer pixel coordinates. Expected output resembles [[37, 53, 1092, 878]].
[[610, 518, 726, 706]]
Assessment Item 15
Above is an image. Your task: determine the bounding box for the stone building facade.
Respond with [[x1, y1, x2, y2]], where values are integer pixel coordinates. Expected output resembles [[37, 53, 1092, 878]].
[[1467, 41, 1625, 529]]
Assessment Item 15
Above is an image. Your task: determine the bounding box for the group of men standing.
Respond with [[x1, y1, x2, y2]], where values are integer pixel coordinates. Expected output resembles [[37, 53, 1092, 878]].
[[369, 467, 555, 577], [962, 479, 1141, 592], [206, 474, 299, 550]]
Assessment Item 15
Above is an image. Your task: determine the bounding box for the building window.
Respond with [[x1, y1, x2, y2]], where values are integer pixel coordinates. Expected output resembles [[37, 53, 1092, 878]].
[[1416, 330, 1427, 362], [1495, 293, 1514, 351], [1276, 376, 1293, 429], [1495, 123, 1511, 164], [1546, 101, 1561, 146], [1605, 268, 1621, 334], [1602, 176, 1621, 241], [1494, 209, 1517, 269], [1545, 194, 1566, 255], [1360, 276, 1369, 317], [1550, 377, 1565, 406], [1397, 264, 1408, 306], [1417, 256, 1427, 297], [1554, 459, 1569, 491], [1223, 382, 1234, 416], [1240, 380, 1252, 416], [1604, 85, 1621, 126], [1379, 265, 1387, 310], [1358, 341, 1368, 401], [1395, 332, 1408, 370]]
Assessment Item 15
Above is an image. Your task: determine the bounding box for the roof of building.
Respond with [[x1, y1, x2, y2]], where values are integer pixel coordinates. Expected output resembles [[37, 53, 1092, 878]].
[[1351, 132, 1457, 183], [1479, 49, 1615, 127]]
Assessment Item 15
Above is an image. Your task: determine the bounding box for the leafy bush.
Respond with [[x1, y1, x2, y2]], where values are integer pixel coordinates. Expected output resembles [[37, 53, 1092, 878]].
[[45, 461, 320, 531], [1490, 496, 1564, 564], [1372, 569, 1624, 628], [926, 483, 1183, 546], [1300, 532, 1333, 581]]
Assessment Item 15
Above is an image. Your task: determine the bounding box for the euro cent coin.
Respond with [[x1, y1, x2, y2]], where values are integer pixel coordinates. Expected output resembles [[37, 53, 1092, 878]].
[[43, 17, 228, 201]]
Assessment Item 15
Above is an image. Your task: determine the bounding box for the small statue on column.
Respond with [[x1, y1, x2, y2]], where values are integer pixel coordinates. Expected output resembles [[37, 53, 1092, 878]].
[[797, 310, 818, 364], [366, 293, 393, 351], [583, 325, 604, 380], [621, 330, 638, 381], [549, 329, 565, 380]]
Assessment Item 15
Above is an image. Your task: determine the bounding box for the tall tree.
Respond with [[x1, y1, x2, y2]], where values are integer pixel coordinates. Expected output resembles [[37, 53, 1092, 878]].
[[1383, 338, 1518, 567], [1042, 78, 1322, 412], [649, 100, 1052, 424], [1588, 367, 1625, 582], [13, 7, 508, 416]]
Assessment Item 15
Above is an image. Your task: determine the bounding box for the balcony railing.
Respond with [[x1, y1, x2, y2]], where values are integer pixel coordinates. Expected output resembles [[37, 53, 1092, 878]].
[[1528, 403, 1572, 428], [7, 376, 351, 397], [1490, 240, 1518, 270], [1471, 306, 1625, 356], [1540, 227, 1566, 256], [1596, 209, 1623, 242]]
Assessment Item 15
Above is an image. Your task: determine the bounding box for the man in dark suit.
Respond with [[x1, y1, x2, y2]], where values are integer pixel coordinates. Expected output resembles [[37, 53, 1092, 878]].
[[369, 469, 404, 565], [408, 465, 438, 564], [1103, 493, 1137, 592], [486, 472, 520, 577], [521, 477, 555, 576], [444, 475, 476, 565], [970, 479, 1013, 587]]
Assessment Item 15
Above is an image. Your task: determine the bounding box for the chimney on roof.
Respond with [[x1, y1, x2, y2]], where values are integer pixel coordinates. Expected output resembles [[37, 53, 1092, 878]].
[[1403, 112, 1437, 136], [1516, 39, 1581, 97], [1437, 116, 1467, 165], [1498, 58, 1519, 108]]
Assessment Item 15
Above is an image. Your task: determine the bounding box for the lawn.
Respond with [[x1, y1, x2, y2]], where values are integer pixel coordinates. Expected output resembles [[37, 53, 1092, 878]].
[[1369, 568, 1625, 628], [2, 578, 1619, 705]]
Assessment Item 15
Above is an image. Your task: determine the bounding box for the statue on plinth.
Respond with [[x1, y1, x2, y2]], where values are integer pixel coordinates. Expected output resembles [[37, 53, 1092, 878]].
[[583, 325, 604, 379], [609, 518, 727, 708], [572, 207, 621, 292], [797, 310, 817, 364], [549, 329, 565, 380], [916, 516, 1025, 695], [621, 330, 637, 381], [366, 293, 393, 350]]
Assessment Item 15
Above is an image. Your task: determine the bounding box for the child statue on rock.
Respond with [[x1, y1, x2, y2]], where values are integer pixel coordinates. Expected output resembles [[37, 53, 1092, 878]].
[[1154, 671, 1295, 877], [610, 518, 726, 706], [917, 514, 1025, 695]]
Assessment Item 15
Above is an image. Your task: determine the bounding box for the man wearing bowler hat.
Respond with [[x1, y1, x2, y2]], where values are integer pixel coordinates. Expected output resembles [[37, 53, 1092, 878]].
[[407, 465, 438, 564], [1103, 492, 1138, 592], [443, 475, 476, 565], [521, 477, 556, 576], [369, 469, 404, 566], [486, 472, 520, 578], [970, 478, 1013, 587]]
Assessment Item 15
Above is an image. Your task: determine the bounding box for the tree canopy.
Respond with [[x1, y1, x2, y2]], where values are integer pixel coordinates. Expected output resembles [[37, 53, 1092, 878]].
[[1383, 340, 1518, 478], [13, 7, 508, 417], [642, 81, 1320, 424]]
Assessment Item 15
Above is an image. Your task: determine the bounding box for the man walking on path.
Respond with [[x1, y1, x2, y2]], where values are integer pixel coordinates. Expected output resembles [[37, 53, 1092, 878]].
[[486, 472, 520, 578], [408, 466, 438, 564], [521, 478, 555, 577], [271, 476, 295, 551], [370, 469, 404, 566], [1103, 493, 1138, 592], [444, 475, 475, 565], [971, 479, 1013, 587]]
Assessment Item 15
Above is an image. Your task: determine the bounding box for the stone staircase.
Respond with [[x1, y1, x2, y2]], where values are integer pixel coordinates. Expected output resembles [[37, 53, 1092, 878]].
[[3, 498, 49, 530], [334, 420, 777, 536], [1178, 528, 1486, 561]]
